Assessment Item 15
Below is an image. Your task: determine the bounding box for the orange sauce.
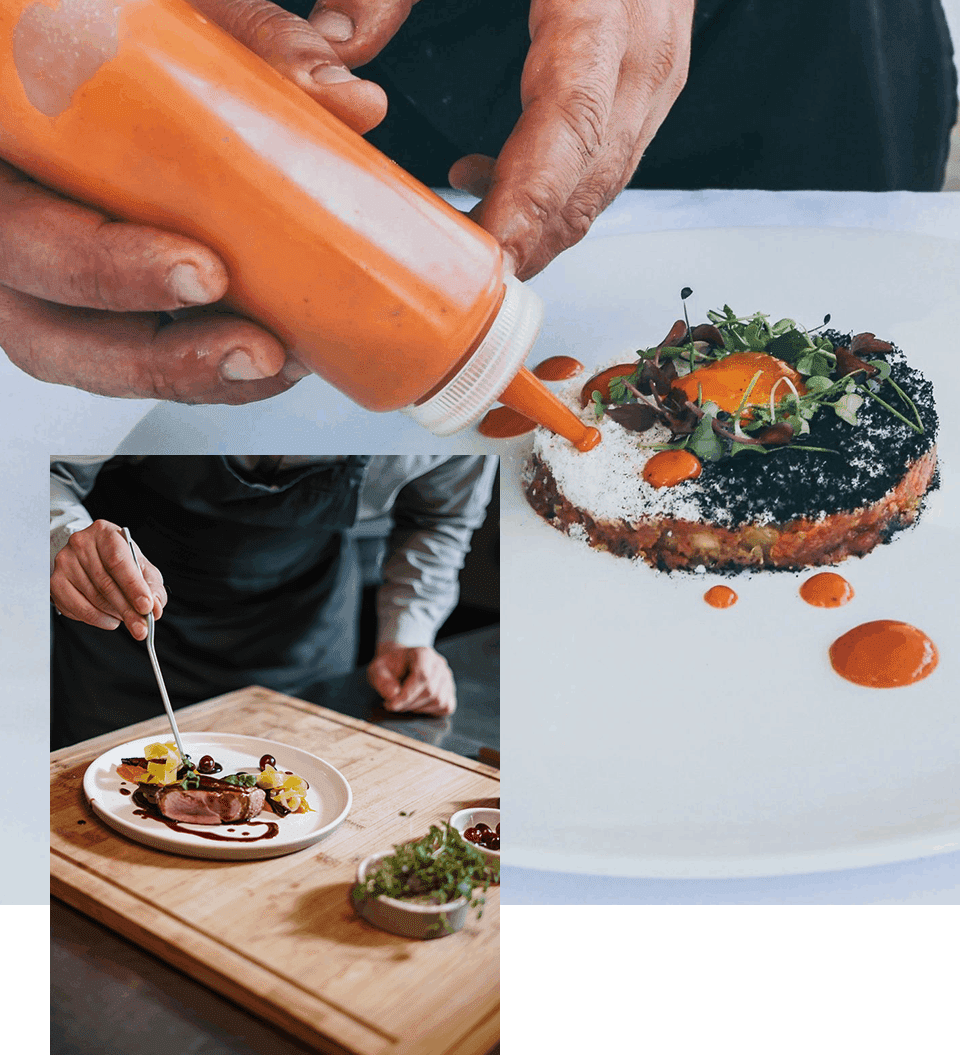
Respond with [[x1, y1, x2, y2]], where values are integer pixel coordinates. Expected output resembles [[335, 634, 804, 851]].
[[799, 572, 854, 608], [704, 585, 737, 608], [500, 367, 601, 451], [477, 405, 536, 439], [0, 0, 596, 451], [579, 363, 638, 407], [643, 449, 702, 488], [534, 356, 583, 381], [673, 352, 807, 420], [829, 620, 938, 688]]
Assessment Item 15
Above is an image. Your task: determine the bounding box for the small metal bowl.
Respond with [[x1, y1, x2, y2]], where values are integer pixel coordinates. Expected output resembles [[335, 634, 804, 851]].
[[353, 850, 469, 940]]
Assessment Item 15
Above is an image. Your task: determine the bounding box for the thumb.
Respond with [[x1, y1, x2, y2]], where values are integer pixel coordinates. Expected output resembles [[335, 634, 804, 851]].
[[191, 0, 387, 133], [309, 0, 416, 69]]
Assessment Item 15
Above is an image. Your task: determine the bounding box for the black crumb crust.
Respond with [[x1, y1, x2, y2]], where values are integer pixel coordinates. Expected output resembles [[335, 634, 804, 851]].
[[669, 333, 938, 526]]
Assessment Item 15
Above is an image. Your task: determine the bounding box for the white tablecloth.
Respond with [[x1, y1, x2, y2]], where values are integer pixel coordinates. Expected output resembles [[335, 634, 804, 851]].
[[5, 188, 960, 904]]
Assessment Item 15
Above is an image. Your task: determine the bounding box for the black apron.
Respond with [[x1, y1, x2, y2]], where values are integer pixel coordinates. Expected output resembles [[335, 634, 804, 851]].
[[51, 456, 371, 747], [278, 0, 957, 192]]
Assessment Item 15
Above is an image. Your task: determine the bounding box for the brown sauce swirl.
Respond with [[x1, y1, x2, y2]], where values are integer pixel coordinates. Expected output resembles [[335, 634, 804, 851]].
[[132, 788, 280, 842]]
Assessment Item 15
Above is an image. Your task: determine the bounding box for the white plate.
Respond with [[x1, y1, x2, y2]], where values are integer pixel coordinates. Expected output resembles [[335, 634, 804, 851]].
[[83, 732, 352, 860], [502, 227, 960, 879]]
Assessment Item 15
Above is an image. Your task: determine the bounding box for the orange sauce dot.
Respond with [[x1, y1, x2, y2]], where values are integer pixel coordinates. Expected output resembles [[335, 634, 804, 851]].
[[477, 406, 536, 439], [799, 572, 854, 608], [534, 356, 583, 381], [643, 449, 702, 488], [672, 352, 807, 420], [704, 585, 737, 608], [829, 620, 938, 688], [579, 363, 637, 407]]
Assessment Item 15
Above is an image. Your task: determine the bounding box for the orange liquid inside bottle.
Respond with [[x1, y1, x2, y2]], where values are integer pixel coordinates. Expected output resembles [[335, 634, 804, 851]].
[[0, 0, 598, 449]]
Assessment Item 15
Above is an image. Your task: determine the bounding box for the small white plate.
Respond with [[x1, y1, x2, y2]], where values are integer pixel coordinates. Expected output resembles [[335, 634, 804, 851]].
[[82, 732, 352, 860]]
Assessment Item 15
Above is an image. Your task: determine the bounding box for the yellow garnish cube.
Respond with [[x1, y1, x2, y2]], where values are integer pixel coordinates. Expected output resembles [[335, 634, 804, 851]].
[[144, 741, 180, 763], [282, 775, 308, 796], [257, 765, 285, 790]]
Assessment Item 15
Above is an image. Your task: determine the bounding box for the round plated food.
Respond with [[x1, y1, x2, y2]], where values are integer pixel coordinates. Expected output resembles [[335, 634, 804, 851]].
[[524, 304, 938, 571]]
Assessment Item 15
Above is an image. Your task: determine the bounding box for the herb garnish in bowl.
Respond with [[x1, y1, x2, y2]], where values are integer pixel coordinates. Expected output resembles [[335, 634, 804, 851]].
[[352, 824, 497, 938]]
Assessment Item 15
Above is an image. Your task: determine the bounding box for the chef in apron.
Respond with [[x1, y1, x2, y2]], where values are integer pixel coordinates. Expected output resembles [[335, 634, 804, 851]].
[[50, 455, 496, 748]]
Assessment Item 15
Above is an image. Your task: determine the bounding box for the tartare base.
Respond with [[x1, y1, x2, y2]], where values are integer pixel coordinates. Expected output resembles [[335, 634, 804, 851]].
[[524, 446, 938, 572]]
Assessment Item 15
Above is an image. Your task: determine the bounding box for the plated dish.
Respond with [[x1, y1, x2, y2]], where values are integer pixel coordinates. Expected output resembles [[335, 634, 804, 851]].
[[83, 732, 352, 860], [525, 305, 938, 572], [501, 227, 960, 878]]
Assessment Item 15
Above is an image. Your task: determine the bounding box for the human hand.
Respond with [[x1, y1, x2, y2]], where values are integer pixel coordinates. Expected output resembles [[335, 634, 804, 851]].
[[448, 0, 695, 279], [51, 520, 167, 640], [0, 0, 387, 403], [366, 644, 457, 716]]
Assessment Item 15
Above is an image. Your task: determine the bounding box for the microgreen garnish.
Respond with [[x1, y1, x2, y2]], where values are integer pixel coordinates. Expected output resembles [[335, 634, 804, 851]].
[[221, 773, 257, 787], [582, 292, 924, 464], [352, 824, 496, 935]]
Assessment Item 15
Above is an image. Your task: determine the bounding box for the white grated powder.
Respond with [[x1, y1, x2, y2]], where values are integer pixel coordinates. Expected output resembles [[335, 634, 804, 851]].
[[532, 359, 714, 524]]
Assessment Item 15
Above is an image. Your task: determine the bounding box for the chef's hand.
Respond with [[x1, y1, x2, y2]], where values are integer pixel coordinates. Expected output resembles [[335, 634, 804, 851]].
[[0, 0, 386, 403], [312, 0, 694, 279], [452, 0, 695, 278], [367, 644, 457, 717], [50, 520, 167, 641]]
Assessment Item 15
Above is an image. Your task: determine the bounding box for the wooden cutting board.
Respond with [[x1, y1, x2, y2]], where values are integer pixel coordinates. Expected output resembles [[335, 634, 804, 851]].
[[51, 686, 500, 1055]]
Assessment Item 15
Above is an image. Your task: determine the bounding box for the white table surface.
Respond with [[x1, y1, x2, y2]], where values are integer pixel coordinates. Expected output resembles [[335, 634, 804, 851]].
[[4, 188, 960, 905], [495, 189, 960, 906]]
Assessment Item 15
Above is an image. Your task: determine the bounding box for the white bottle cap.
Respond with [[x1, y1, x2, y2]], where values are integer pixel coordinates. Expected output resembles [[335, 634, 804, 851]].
[[401, 273, 543, 436]]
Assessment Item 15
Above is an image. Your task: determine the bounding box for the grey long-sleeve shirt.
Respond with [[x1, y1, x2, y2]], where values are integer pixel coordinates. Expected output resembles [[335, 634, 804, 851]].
[[51, 456, 496, 648]]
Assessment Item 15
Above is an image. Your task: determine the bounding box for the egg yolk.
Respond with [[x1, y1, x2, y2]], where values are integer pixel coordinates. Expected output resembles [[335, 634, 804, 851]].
[[672, 352, 807, 419]]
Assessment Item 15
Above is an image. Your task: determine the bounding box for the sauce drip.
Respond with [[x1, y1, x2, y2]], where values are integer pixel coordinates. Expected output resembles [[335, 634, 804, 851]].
[[643, 449, 702, 488], [673, 352, 807, 420], [704, 585, 737, 608], [533, 356, 583, 381], [800, 572, 854, 608], [477, 405, 536, 439], [829, 620, 938, 688]]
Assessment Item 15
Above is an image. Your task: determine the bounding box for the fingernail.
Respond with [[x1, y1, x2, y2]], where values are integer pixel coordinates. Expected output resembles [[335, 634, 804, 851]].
[[282, 358, 312, 382], [312, 10, 354, 42], [136, 595, 152, 614], [220, 349, 271, 381], [312, 63, 356, 85], [168, 263, 215, 306]]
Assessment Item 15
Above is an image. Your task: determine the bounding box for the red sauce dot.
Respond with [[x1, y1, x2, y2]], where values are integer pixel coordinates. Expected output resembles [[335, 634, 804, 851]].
[[533, 355, 583, 381], [800, 572, 854, 608], [643, 449, 702, 488], [704, 585, 737, 608], [829, 620, 938, 688], [477, 405, 536, 439]]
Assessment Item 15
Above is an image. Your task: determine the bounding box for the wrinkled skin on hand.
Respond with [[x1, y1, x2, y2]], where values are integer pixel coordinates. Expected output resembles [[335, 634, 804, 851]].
[[367, 643, 457, 716], [311, 0, 695, 278], [0, 0, 386, 402]]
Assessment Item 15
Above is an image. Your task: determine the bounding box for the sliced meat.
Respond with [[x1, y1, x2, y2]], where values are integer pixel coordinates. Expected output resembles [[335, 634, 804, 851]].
[[155, 780, 266, 825]]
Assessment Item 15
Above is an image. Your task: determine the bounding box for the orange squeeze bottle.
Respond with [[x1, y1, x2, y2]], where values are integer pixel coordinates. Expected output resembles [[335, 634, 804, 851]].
[[0, 0, 600, 450]]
